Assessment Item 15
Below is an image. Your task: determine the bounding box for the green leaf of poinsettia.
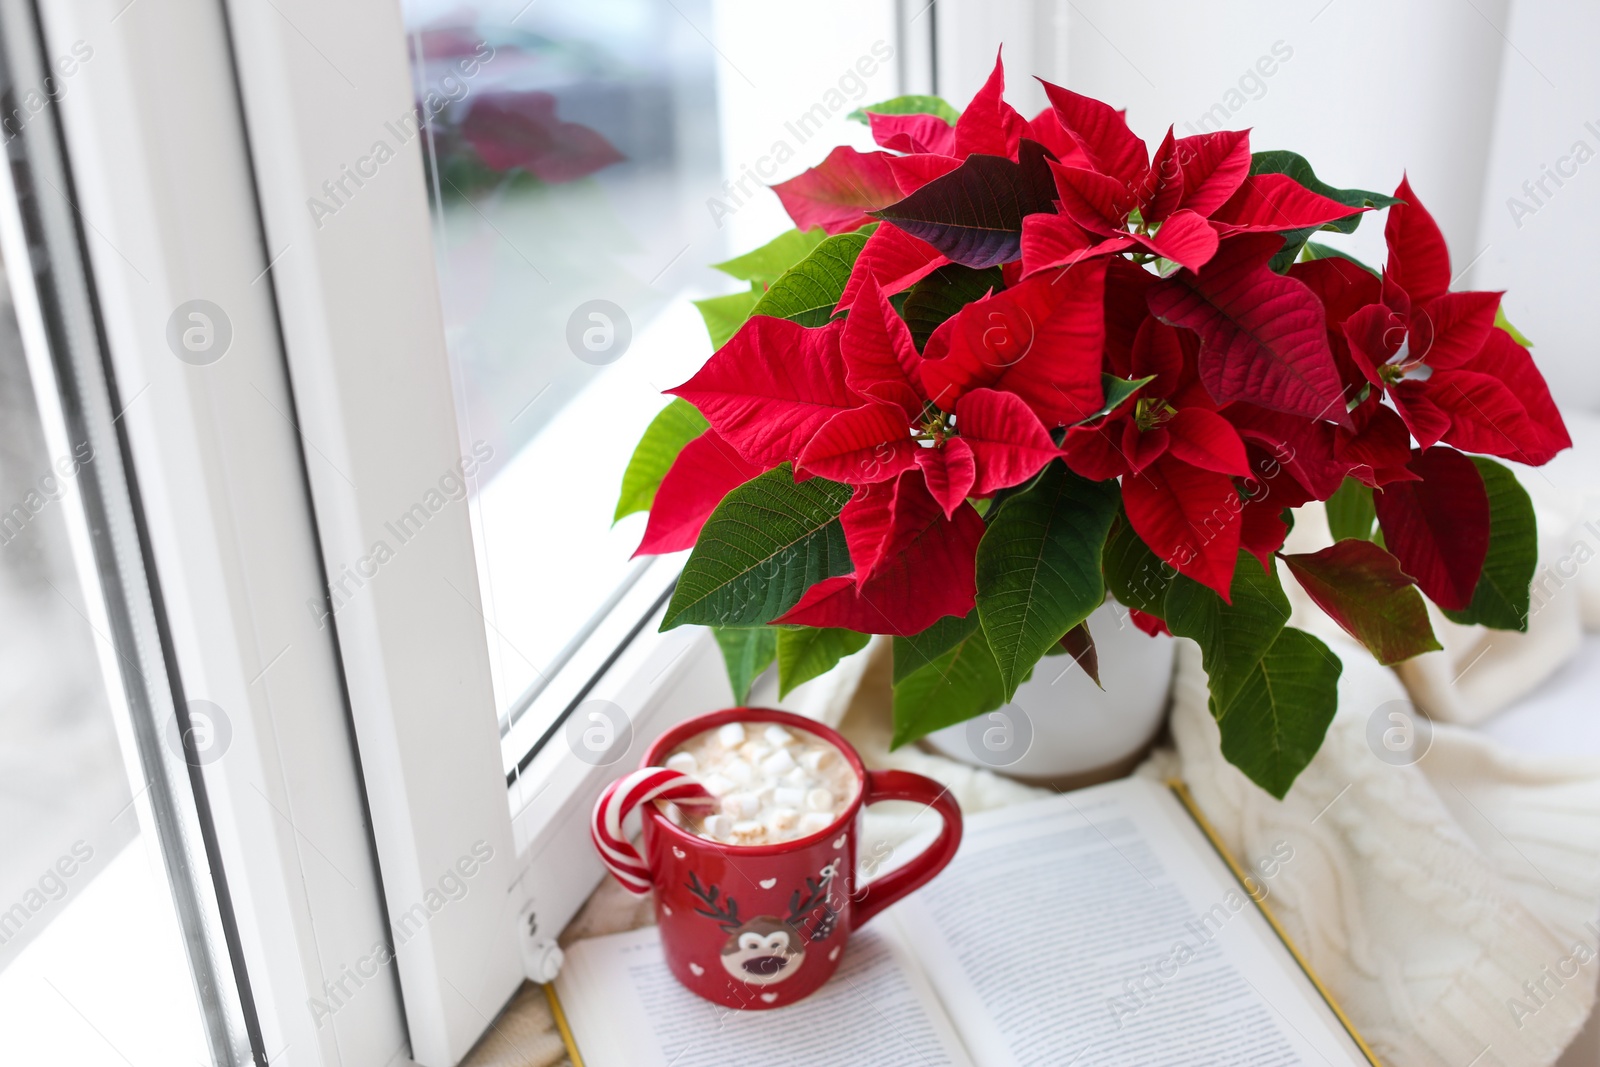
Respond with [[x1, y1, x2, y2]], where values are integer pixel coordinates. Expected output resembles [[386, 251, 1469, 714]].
[[1077, 374, 1157, 426], [693, 284, 763, 350], [1250, 151, 1400, 270], [1282, 540, 1441, 665], [713, 228, 828, 287], [1102, 516, 1174, 617], [890, 623, 1006, 749], [1494, 305, 1533, 347], [976, 461, 1121, 700], [902, 264, 1003, 349], [1299, 242, 1379, 275], [776, 626, 870, 698], [1324, 476, 1376, 542], [614, 398, 709, 521], [712, 626, 777, 704], [749, 227, 875, 327], [1251, 151, 1401, 225], [1442, 457, 1537, 632], [662, 466, 853, 630], [694, 229, 835, 348], [847, 94, 961, 125], [1215, 626, 1341, 799], [1164, 552, 1292, 711], [892, 610, 980, 684]]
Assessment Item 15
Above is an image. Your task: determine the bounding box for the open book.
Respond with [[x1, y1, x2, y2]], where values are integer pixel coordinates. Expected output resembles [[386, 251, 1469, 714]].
[[552, 777, 1379, 1066]]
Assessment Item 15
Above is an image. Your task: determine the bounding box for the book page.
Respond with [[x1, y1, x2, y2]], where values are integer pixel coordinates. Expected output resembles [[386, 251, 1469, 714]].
[[555, 923, 974, 1067], [893, 778, 1369, 1067]]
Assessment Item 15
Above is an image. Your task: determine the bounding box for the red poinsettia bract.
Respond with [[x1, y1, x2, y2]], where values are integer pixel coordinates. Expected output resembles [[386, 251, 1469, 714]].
[[640, 52, 1567, 634], [1340, 176, 1567, 466]]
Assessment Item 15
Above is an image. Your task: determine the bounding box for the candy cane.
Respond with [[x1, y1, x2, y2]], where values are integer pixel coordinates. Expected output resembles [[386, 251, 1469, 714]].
[[591, 768, 712, 895]]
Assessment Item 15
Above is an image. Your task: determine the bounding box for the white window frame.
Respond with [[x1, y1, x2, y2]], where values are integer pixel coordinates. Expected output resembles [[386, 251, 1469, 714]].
[[21, 2, 411, 1065]]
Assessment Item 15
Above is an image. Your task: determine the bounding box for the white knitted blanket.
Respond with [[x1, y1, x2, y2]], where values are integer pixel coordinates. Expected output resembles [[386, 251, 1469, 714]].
[[1172, 636, 1600, 1066]]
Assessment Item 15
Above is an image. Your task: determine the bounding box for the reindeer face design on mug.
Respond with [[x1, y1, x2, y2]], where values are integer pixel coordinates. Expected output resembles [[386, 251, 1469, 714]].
[[686, 863, 840, 989], [721, 917, 804, 985]]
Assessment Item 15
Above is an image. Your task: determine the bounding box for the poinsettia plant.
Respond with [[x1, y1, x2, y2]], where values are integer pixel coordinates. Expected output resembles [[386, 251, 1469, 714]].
[[612, 56, 1568, 799]]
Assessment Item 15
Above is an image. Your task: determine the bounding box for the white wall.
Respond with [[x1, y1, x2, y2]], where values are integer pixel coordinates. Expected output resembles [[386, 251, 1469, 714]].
[[1474, 1, 1600, 412], [1059, 0, 1511, 265], [935, 0, 1065, 118]]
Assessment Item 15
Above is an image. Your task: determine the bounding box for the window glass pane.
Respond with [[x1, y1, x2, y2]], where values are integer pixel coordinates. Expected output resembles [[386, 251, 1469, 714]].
[[401, 0, 901, 744]]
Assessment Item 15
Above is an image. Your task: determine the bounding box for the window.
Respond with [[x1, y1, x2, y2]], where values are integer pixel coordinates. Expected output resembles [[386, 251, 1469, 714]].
[[398, 0, 907, 776]]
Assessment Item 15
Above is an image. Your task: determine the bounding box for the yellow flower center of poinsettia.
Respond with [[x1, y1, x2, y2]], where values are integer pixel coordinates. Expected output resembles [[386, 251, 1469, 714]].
[[1375, 329, 1433, 385], [918, 408, 952, 446], [1133, 397, 1177, 432]]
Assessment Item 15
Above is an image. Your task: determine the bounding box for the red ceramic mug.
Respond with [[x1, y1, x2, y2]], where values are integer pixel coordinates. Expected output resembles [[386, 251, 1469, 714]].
[[590, 707, 962, 1010]]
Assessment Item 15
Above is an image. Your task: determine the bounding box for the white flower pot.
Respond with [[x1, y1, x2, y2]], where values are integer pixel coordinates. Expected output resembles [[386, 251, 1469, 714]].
[[922, 602, 1176, 787]]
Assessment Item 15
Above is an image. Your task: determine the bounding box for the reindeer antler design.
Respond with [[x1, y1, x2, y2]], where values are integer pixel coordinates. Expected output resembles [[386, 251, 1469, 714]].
[[685, 871, 742, 932], [786, 864, 838, 926]]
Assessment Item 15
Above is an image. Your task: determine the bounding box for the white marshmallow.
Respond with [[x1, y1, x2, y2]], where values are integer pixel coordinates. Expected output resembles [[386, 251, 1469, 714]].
[[800, 748, 834, 773], [760, 749, 797, 777], [774, 786, 806, 809], [668, 720, 856, 846], [722, 792, 761, 819], [798, 812, 833, 835]]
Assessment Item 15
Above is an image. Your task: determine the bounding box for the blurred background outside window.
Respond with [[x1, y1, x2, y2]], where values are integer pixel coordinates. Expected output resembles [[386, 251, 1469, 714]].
[[398, 0, 901, 754]]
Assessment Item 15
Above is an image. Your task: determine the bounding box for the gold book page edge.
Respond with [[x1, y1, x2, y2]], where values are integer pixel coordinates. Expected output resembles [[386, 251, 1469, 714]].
[[544, 981, 588, 1067], [1168, 779, 1383, 1067]]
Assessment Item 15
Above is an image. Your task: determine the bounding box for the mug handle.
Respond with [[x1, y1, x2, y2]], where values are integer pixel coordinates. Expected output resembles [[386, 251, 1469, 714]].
[[850, 770, 963, 928]]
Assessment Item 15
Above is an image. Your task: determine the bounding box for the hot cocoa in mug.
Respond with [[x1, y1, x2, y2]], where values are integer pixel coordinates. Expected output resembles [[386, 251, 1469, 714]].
[[591, 708, 962, 1009], [662, 720, 858, 845]]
